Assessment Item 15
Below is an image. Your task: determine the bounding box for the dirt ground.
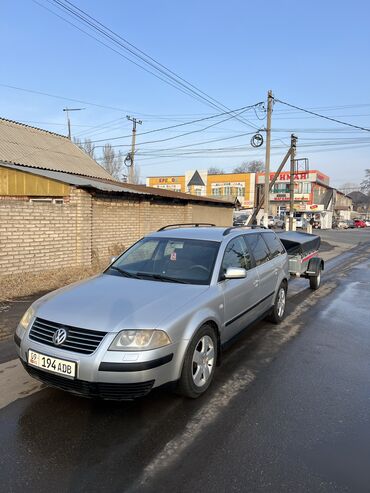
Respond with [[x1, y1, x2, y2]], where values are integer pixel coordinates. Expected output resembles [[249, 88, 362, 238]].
[[0, 265, 100, 303]]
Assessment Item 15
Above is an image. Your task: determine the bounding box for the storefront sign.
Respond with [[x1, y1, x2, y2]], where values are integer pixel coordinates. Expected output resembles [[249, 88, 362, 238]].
[[158, 177, 180, 184], [270, 193, 310, 202]]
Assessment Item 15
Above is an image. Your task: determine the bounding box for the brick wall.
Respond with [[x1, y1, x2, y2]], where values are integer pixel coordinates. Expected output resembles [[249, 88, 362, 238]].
[[91, 196, 193, 265], [0, 188, 232, 275], [0, 191, 79, 275]]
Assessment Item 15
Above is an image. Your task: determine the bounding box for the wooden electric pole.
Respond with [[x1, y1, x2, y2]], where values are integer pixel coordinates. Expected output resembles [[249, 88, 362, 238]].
[[126, 115, 142, 183], [263, 90, 273, 227], [289, 134, 297, 230]]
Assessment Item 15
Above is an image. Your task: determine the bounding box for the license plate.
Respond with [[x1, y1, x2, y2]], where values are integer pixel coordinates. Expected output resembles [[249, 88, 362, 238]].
[[28, 350, 77, 378]]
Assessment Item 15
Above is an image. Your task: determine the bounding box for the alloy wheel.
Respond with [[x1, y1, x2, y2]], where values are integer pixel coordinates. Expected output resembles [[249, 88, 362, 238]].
[[277, 288, 286, 318], [191, 335, 215, 387]]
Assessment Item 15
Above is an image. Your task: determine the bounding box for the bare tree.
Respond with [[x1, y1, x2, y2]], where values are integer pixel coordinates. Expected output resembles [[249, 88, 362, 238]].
[[360, 169, 370, 195], [339, 182, 360, 194], [233, 160, 265, 173], [208, 166, 225, 175], [83, 138, 95, 158], [101, 144, 126, 180], [73, 137, 95, 159]]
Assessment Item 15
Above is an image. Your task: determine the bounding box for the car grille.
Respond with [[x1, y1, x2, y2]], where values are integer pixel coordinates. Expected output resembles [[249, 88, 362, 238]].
[[29, 317, 107, 355], [23, 362, 154, 400]]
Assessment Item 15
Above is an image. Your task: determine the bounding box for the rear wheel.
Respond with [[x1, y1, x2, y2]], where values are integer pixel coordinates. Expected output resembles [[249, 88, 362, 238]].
[[309, 269, 321, 290], [177, 324, 217, 398], [267, 283, 287, 324]]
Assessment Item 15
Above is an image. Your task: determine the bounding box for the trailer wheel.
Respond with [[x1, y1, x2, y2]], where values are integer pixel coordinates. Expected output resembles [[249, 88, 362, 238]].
[[309, 269, 321, 290]]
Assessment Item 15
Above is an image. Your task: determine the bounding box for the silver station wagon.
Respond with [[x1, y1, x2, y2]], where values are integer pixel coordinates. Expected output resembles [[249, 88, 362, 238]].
[[15, 224, 289, 400]]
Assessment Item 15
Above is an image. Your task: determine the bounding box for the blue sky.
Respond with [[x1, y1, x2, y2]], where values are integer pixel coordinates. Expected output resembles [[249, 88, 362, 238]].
[[1, 0, 370, 186]]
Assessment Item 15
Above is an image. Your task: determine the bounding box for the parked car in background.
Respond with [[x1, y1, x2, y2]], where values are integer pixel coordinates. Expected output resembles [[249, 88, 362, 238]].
[[233, 213, 250, 227], [272, 216, 285, 229], [295, 214, 307, 229], [365, 220, 370, 227], [15, 225, 289, 400], [354, 219, 366, 228], [337, 219, 349, 229], [346, 219, 355, 228], [259, 215, 284, 229]]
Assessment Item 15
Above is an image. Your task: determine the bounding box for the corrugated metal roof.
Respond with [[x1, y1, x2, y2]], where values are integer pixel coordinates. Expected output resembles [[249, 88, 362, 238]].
[[0, 117, 113, 180], [0, 163, 233, 206]]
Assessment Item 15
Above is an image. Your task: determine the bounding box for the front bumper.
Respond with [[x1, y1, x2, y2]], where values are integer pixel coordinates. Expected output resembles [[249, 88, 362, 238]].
[[17, 332, 187, 400]]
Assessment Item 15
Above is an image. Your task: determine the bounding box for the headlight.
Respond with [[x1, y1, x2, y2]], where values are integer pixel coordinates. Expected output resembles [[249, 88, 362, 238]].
[[109, 329, 171, 351], [16, 306, 35, 338], [19, 306, 35, 330]]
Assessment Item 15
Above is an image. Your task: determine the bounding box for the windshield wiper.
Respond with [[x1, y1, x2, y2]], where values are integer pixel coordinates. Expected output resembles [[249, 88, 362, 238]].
[[109, 266, 141, 279], [136, 272, 189, 284]]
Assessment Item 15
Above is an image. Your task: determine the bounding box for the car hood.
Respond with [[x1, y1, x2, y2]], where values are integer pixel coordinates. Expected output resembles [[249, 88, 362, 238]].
[[35, 274, 208, 333]]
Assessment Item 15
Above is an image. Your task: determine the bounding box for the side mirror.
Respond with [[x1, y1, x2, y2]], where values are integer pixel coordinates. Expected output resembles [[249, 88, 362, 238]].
[[224, 267, 247, 280], [110, 256, 118, 264]]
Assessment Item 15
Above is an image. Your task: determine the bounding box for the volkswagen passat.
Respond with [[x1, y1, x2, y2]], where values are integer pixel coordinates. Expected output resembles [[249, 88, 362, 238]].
[[15, 225, 289, 400]]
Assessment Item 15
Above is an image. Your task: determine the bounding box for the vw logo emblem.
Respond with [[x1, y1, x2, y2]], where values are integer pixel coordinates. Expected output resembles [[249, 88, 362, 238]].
[[53, 328, 67, 346]]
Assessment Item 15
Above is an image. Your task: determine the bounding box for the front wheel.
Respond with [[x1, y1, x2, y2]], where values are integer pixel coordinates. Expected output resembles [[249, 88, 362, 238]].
[[176, 324, 217, 398], [267, 283, 287, 324], [309, 269, 321, 290]]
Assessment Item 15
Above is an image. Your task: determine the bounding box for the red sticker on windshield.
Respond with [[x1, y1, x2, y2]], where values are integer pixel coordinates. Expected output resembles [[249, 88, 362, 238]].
[[170, 252, 177, 261]]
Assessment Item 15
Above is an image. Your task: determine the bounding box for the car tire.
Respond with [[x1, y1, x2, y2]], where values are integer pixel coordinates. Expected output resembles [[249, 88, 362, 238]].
[[309, 269, 321, 290], [267, 282, 287, 324], [176, 324, 218, 399]]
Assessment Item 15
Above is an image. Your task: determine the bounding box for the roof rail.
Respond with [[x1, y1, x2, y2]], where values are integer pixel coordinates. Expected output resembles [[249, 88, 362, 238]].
[[157, 223, 216, 231], [222, 225, 267, 236]]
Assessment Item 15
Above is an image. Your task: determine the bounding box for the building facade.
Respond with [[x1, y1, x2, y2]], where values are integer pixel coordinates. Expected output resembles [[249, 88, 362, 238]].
[[256, 170, 331, 216], [147, 170, 256, 208], [256, 169, 352, 227]]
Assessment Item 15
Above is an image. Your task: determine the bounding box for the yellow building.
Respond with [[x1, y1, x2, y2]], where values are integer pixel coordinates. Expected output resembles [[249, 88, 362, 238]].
[[147, 170, 256, 208]]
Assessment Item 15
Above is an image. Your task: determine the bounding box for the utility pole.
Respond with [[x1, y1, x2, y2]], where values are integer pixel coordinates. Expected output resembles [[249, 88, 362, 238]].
[[126, 115, 142, 183], [289, 134, 298, 230], [62, 108, 85, 140], [263, 90, 273, 227]]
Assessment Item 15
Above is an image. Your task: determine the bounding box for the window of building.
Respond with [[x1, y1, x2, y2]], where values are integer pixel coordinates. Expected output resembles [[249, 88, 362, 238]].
[[29, 198, 64, 204], [244, 234, 270, 266]]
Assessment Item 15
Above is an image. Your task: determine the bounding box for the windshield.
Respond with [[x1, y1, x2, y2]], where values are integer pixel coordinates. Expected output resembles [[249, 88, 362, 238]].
[[106, 237, 220, 285]]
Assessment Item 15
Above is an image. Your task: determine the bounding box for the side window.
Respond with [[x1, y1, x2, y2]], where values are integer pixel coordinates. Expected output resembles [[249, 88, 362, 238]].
[[244, 234, 270, 266], [262, 232, 285, 259], [221, 236, 252, 276]]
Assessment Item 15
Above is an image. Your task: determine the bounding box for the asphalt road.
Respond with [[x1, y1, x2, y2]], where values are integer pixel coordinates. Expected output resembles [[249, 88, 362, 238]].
[[1, 231, 370, 492]]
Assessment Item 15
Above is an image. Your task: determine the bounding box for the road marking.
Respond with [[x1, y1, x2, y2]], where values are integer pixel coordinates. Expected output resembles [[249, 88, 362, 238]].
[[0, 359, 43, 410]]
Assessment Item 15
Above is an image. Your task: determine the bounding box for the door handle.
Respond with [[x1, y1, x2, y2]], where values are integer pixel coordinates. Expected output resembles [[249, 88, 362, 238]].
[[274, 268, 278, 276], [253, 280, 259, 287]]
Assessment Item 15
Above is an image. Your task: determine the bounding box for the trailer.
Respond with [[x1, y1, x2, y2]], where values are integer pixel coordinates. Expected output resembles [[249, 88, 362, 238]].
[[277, 231, 324, 290]]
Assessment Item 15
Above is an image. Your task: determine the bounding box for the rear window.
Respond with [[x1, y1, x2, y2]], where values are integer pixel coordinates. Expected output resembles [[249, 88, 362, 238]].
[[262, 232, 285, 258]]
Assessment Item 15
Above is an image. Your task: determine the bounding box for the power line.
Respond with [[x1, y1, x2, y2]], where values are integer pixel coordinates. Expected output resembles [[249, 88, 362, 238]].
[[87, 103, 262, 144], [0, 82, 131, 113], [41, 0, 259, 130], [274, 98, 370, 132], [34, 0, 212, 108]]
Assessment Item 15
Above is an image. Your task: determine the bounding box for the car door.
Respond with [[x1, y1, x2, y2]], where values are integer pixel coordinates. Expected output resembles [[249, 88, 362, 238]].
[[243, 233, 276, 316], [219, 235, 260, 342]]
